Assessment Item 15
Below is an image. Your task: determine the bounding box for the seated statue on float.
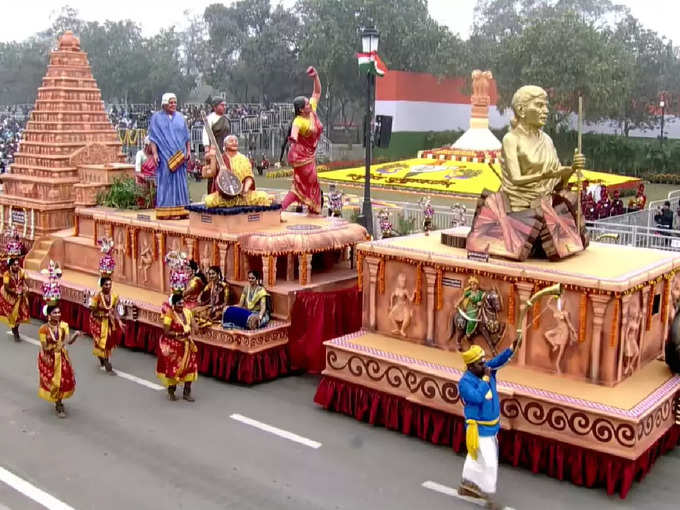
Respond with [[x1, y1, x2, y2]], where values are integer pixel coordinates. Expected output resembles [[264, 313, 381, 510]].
[[222, 270, 271, 330], [202, 135, 272, 208], [466, 85, 587, 261]]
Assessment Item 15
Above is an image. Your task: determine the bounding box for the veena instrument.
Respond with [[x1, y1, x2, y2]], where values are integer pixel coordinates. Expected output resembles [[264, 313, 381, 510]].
[[201, 112, 243, 197]]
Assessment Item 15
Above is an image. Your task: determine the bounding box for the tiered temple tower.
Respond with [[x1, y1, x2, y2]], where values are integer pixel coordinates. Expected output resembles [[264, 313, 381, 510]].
[[0, 30, 126, 241]]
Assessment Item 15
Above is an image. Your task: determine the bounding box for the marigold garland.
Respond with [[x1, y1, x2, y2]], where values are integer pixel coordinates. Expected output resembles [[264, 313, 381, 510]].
[[662, 277, 671, 325], [378, 258, 385, 295], [610, 297, 620, 347], [300, 253, 308, 286], [74, 216, 79, 237], [414, 264, 423, 305], [124, 227, 131, 257], [436, 267, 443, 311], [646, 283, 655, 331], [233, 244, 240, 280], [578, 293, 588, 343], [507, 284, 516, 326], [158, 232, 165, 262], [268, 255, 275, 287], [93, 219, 98, 246]]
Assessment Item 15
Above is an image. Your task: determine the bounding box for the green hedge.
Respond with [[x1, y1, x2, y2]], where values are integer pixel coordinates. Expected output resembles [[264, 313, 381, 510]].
[[373, 129, 679, 176]]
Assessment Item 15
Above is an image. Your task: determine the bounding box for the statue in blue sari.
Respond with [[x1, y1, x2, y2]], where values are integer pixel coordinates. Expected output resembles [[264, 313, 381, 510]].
[[149, 93, 191, 220]]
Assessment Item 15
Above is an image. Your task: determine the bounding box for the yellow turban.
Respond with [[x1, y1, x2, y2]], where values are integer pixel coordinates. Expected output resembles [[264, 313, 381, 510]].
[[461, 345, 485, 365]]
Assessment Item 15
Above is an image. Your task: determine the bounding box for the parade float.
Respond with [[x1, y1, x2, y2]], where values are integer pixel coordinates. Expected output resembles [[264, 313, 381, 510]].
[[9, 32, 367, 383], [315, 81, 680, 497]]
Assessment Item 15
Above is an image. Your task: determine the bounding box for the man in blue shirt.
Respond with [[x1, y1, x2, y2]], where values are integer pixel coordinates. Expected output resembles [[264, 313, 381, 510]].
[[458, 339, 517, 508]]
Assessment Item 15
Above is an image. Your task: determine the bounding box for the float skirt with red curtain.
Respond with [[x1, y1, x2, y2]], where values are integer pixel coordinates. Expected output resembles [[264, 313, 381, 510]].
[[288, 286, 362, 373], [314, 376, 680, 499], [29, 293, 288, 385]]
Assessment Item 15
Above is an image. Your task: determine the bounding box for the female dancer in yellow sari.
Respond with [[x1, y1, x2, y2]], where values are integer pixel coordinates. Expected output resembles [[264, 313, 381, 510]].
[[89, 277, 123, 374], [222, 270, 270, 330]]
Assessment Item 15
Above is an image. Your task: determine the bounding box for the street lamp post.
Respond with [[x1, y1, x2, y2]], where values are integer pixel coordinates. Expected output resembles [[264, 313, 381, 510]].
[[659, 98, 666, 146], [357, 26, 379, 237]]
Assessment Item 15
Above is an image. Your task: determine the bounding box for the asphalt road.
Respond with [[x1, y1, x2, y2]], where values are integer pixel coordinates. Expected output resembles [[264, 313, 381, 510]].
[[0, 319, 678, 510]]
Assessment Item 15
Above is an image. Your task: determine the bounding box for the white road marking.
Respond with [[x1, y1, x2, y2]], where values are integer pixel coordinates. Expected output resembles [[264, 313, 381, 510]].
[[422, 481, 516, 510], [0, 466, 75, 510], [22, 336, 163, 391], [230, 414, 322, 449]]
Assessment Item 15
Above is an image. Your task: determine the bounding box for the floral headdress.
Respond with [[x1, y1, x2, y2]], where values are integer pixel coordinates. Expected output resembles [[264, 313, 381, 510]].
[[165, 250, 189, 304], [40, 260, 62, 316], [98, 237, 115, 286], [3, 225, 23, 260]]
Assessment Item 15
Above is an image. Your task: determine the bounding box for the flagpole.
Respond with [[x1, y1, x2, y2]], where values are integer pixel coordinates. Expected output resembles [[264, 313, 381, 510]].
[[577, 96, 583, 229]]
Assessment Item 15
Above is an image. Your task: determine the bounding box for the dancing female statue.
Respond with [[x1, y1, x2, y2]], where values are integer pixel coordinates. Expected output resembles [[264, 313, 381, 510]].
[[280, 67, 324, 216], [388, 273, 415, 337], [543, 301, 577, 374]]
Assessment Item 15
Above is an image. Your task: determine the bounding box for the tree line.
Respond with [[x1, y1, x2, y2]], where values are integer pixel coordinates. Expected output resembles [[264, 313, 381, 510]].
[[0, 0, 678, 135]]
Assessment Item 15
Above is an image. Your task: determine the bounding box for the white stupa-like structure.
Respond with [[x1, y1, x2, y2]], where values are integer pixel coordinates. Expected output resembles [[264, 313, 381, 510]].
[[419, 70, 501, 163]]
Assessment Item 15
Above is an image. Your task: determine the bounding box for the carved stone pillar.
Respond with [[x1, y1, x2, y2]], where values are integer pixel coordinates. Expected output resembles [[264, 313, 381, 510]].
[[263, 255, 277, 287], [286, 254, 295, 281], [155, 232, 166, 294], [298, 253, 312, 286], [515, 281, 535, 366], [365, 256, 381, 330], [589, 294, 612, 382], [218, 242, 229, 279], [423, 266, 438, 346]]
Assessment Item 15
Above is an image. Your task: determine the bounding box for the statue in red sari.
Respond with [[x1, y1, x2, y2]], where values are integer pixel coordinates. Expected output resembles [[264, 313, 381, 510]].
[[280, 67, 324, 216]]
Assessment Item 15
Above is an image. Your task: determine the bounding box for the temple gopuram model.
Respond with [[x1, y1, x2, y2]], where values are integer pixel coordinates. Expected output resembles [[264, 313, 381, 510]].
[[0, 31, 131, 241], [8, 32, 367, 384]]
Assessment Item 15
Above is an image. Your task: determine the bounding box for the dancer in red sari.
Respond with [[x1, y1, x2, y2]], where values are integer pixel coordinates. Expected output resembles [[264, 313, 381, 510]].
[[38, 265, 81, 418], [0, 257, 29, 341], [281, 66, 323, 215], [157, 293, 198, 401]]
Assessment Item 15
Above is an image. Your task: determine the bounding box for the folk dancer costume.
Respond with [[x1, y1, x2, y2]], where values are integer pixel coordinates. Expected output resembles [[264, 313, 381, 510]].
[[458, 345, 514, 505], [281, 68, 324, 214], [156, 252, 198, 401], [203, 136, 272, 208], [149, 93, 191, 220], [222, 272, 270, 330], [202, 98, 230, 195], [88, 238, 124, 374], [38, 262, 80, 418], [0, 236, 29, 341]]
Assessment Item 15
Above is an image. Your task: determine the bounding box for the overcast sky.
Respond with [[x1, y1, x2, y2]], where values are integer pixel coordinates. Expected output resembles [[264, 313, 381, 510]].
[[0, 0, 677, 43]]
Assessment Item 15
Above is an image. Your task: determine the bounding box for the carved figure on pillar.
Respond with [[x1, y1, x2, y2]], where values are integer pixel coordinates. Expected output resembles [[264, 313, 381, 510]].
[[543, 298, 577, 374], [388, 273, 415, 337], [139, 239, 153, 284], [450, 276, 506, 355]]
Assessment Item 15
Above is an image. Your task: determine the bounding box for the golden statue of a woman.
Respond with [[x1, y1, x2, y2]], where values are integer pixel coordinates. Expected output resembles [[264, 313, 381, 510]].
[[466, 85, 588, 261]]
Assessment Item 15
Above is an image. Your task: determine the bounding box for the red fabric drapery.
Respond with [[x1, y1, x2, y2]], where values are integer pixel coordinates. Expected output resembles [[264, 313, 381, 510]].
[[28, 293, 288, 385], [314, 375, 680, 499], [288, 286, 362, 373]]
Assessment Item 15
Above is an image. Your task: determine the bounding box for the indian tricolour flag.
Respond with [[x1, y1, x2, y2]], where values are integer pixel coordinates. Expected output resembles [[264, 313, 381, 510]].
[[357, 51, 387, 77]]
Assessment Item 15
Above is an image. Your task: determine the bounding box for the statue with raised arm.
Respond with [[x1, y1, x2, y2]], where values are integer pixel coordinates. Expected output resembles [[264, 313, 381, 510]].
[[466, 85, 588, 261]]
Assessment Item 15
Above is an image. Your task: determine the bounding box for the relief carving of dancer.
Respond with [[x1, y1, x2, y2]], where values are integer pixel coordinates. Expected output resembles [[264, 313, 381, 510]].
[[388, 273, 415, 337], [543, 300, 577, 374], [622, 297, 642, 377]]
